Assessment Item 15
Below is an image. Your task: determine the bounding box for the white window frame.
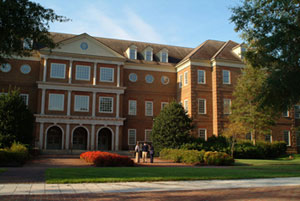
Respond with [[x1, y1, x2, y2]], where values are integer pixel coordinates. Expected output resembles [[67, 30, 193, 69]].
[[145, 101, 153, 116], [283, 110, 289, 117], [179, 74, 183, 88], [145, 129, 152, 142], [265, 134, 272, 143], [145, 50, 153, 61], [198, 98, 206, 114], [50, 63, 66, 79], [128, 100, 137, 115], [161, 51, 168, 63], [184, 71, 188, 86], [99, 97, 114, 113], [283, 130, 291, 146], [128, 129, 136, 145], [48, 93, 64, 111], [184, 99, 188, 112], [75, 65, 90, 81], [223, 99, 231, 115], [197, 70, 206, 84], [74, 95, 89, 112], [222, 70, 231, 84], [100, 67, 114, 82], [295, 105, 300, 119], [129, 48, 137, 60], [20, 94, 29, 106], [161, 102, 168, 110], [198, 129, 207, 141], [296, 131, 300, 147]]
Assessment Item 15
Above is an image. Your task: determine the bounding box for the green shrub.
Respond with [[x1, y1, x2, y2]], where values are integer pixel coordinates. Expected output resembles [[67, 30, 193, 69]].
[[0, 142, 29, 166], [204, 151, 234, 166]]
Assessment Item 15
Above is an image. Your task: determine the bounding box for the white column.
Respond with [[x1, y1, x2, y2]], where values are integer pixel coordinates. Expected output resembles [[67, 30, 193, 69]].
[[112, 130, 115, 151], [92, 92, 96, 117], [91, 124, 95, 150], [61, 127, 65, 150], [67, 90, 71, 116], [68, 60, 73, 84], [93, 63, 97, 85], [41, 89, 46, 115], [116, 93, 120, 118], [66, 124, 70, 150], [115, 125, 119, 151], [39, 123, 44, 149], [117, 65, 120, 87], [43, 57, 47, 82]]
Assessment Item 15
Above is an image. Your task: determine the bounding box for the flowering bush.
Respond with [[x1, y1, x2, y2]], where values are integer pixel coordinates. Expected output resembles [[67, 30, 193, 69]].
[[80, 151, 134, 167]]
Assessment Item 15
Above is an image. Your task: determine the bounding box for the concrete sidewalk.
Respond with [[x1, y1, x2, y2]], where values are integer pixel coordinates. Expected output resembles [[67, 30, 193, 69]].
[[0, 177, 300, 196]]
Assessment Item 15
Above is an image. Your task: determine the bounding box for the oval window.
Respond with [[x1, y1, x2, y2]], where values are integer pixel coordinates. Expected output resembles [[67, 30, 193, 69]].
[[129, 73, 137, 82], [20, 64, 31, 74], [161, 76, 170, 85], [0, 63, 11, 73], [145, 74, 154, 83]]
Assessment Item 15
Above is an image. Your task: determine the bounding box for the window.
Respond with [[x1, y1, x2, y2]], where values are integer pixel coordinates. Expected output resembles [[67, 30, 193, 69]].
[[198, 129, 207, 141], [283, 110, 289, 117], [48, 94, 64, 111], [23, 38, 33, 50], [184, 99, 188, 112], [0, 63, 11, 72], [246, 133, 252, 140], [145, 101, 153, 116], [128, 100, 137, 115], [179, 75, 183, 88], [129, 48, 136, 60], [145, 74, 154, 83], [100, 67, 114, 82], [145, 129, 152, 142], [50, 63, 66, 79], [161, 52, 168, 62], [198, 99, 206, 114], [295, 105, 300, 119], [20, 94, 29, 106], [283, 130, 291, 146], [20, 64, 31, 74], [184, 71, 188, 86], [128, 129, 136, 145], [297, 131, 300, 147], [161, 76, 170, 85], [197, 70, 205, 84], [129, 73, 138, 82], [75, 65, 90, 80], [223, 99, 231, 114], [222, 70, 230, 84], [161, 102, 168, 110], [145, 50, 152, 61], [74, 95, 89, 112], [99, 97, 113, 113], [265, 134, 272, 143]]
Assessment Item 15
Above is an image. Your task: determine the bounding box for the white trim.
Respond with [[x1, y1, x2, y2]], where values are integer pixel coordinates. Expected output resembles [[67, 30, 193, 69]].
[[198, 98, 206, 114], [179, 74, 183, 88], [71, 125, 90, 150], [116, 93, 120, 118], [197, 70, 206, 84], [67, 91, 71, 116], [184, 99, 189, 112], [5, 55, 41, 61], [124, 65, 176, 73], [145, 129, 152, 142], [44, 124, 64, 150], [66, 124, 70, 150], [198, 128, 207, 141], [184, 71, 188, 86], [48, 93, 65, 111], [39, 123, 44, 149], [20, 93, 29, 105], [161, 102, 168, 110], [91, 124, 95, 150], [115, 125, 119, 151], [74, 95, 90, 112], [128, 129, 136, 145], [50, 63, 66, 79], [176, 61, 211, 72], [117, 65, 120, 87], [96, 126, 115, 150], [145, 101, 153, 116], [283, 110, 289, 117], [223, 98, 232, 115], [92, 92, 96, 117], [75, 65, 91, 81], [283, 130, 291, 146], [212, 60, 245, 68], [99, 96, 114, 113], [100, 67, 114, 83], [93, 63, 97, 85], [128, 100, 137, 115], [41, 89, 45, 114], [222, 70, 231, 84], [68, 60, 73, 84], [43, 58, 47, 82]]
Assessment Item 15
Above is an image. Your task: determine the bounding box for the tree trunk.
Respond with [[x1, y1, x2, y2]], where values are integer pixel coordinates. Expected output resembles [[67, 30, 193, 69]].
[[231, 140, 235, 157], [252, 129, 256, 146]]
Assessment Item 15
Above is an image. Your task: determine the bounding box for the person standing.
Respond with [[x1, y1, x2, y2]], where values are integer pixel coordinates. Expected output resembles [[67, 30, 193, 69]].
[[142, 142, 148, 163], [135, 143, 140, 163], [149, 144, 154, 163]]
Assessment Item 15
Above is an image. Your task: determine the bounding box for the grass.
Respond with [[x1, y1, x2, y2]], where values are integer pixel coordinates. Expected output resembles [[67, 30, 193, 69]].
[[235, 154, 300, 166]]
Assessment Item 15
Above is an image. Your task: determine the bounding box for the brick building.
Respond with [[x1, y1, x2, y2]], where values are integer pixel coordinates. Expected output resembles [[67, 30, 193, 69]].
[[0, 33, 299, 153]]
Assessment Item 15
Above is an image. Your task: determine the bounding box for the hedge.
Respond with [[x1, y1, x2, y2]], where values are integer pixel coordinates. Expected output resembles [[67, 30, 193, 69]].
[[80, 151, 134, 167], [160, 149, 234, 166], [0, 142, 29, 166]]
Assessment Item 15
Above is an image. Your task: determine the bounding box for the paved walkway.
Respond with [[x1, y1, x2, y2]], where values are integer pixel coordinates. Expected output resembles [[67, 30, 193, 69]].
[[0, 177, 300, 196]]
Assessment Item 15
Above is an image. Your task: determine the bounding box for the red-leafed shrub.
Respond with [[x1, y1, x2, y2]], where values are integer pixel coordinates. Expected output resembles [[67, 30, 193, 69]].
[[80, 151, 134, 167]]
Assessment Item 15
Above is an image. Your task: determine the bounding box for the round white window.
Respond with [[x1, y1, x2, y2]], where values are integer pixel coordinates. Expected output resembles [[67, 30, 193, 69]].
[[0, 63, 11, 73], [161, 76, 170, 85], [129, 73, 137, 82], [20, 64, 31, 74], [145, 74, 154, 83]]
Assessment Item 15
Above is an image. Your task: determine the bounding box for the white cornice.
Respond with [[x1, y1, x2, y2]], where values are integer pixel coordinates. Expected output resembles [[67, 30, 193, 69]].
[[37, 82, 126, 94], [212, 59, 245, 68], [4, 55, 40, 61], [176, 60, 211, 72], [35, 114, 125, 126], [124, 65, 176, 73]]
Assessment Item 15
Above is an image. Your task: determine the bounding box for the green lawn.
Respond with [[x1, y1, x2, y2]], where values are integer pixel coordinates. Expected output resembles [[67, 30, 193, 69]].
[[235, 154, 300, 166], [46, 165, 300, 184]]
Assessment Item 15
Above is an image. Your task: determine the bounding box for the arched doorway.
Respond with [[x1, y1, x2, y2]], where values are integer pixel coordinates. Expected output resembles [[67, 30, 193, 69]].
[[98, 128, 112, 150], [72, 127, 88, 150], [47, 126, 62, 150]]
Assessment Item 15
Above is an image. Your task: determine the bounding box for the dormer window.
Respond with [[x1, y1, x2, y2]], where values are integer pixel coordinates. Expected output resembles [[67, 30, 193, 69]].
[[127, 45, 137, 60], [143, 47, 153, 61], [23, 38, 33, 50], [157, 48, 168, 63]]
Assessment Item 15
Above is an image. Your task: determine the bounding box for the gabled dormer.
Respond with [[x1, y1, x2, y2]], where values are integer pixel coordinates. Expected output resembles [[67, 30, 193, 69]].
[[126, 45, 137, 60], [232, 43, 246, 59], [157, 48, 168, 63], [143, 46, 153, 61]]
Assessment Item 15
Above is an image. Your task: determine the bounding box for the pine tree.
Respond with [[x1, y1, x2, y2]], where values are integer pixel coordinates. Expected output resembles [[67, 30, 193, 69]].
[[151, 101, 193, 152], [226, 65, 277, 145]]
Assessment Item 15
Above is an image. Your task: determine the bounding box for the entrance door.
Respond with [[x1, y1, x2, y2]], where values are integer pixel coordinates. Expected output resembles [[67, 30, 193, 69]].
[[72, 127, 88, 150], [47, 126, 62, 150], [98, 128, 112, 150]]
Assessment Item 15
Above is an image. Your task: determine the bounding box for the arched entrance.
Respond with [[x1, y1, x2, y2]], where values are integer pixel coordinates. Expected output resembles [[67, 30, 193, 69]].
[[72, 127, 88, 150], [98, 128, 112, 150], [47, 126, 62, 150]]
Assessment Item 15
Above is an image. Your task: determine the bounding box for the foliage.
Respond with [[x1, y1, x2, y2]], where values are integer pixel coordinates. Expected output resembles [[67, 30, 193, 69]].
[[225, 65, 277, 145], [160, 148, 234, 166], [80, 151, 134, 167], [230, 0, 300, 111], [0, 89, 34, 148], [0, 0, 69, 63], [0, 142, 29, 166], [151, 101, 193, 153]]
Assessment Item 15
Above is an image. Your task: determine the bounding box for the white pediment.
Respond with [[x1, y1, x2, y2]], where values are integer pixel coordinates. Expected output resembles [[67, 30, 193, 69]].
[[47, 33, 124, 58]]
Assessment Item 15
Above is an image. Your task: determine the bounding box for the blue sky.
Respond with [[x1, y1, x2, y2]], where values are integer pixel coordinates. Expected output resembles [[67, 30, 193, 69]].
[[32, 0, 242, 48]]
